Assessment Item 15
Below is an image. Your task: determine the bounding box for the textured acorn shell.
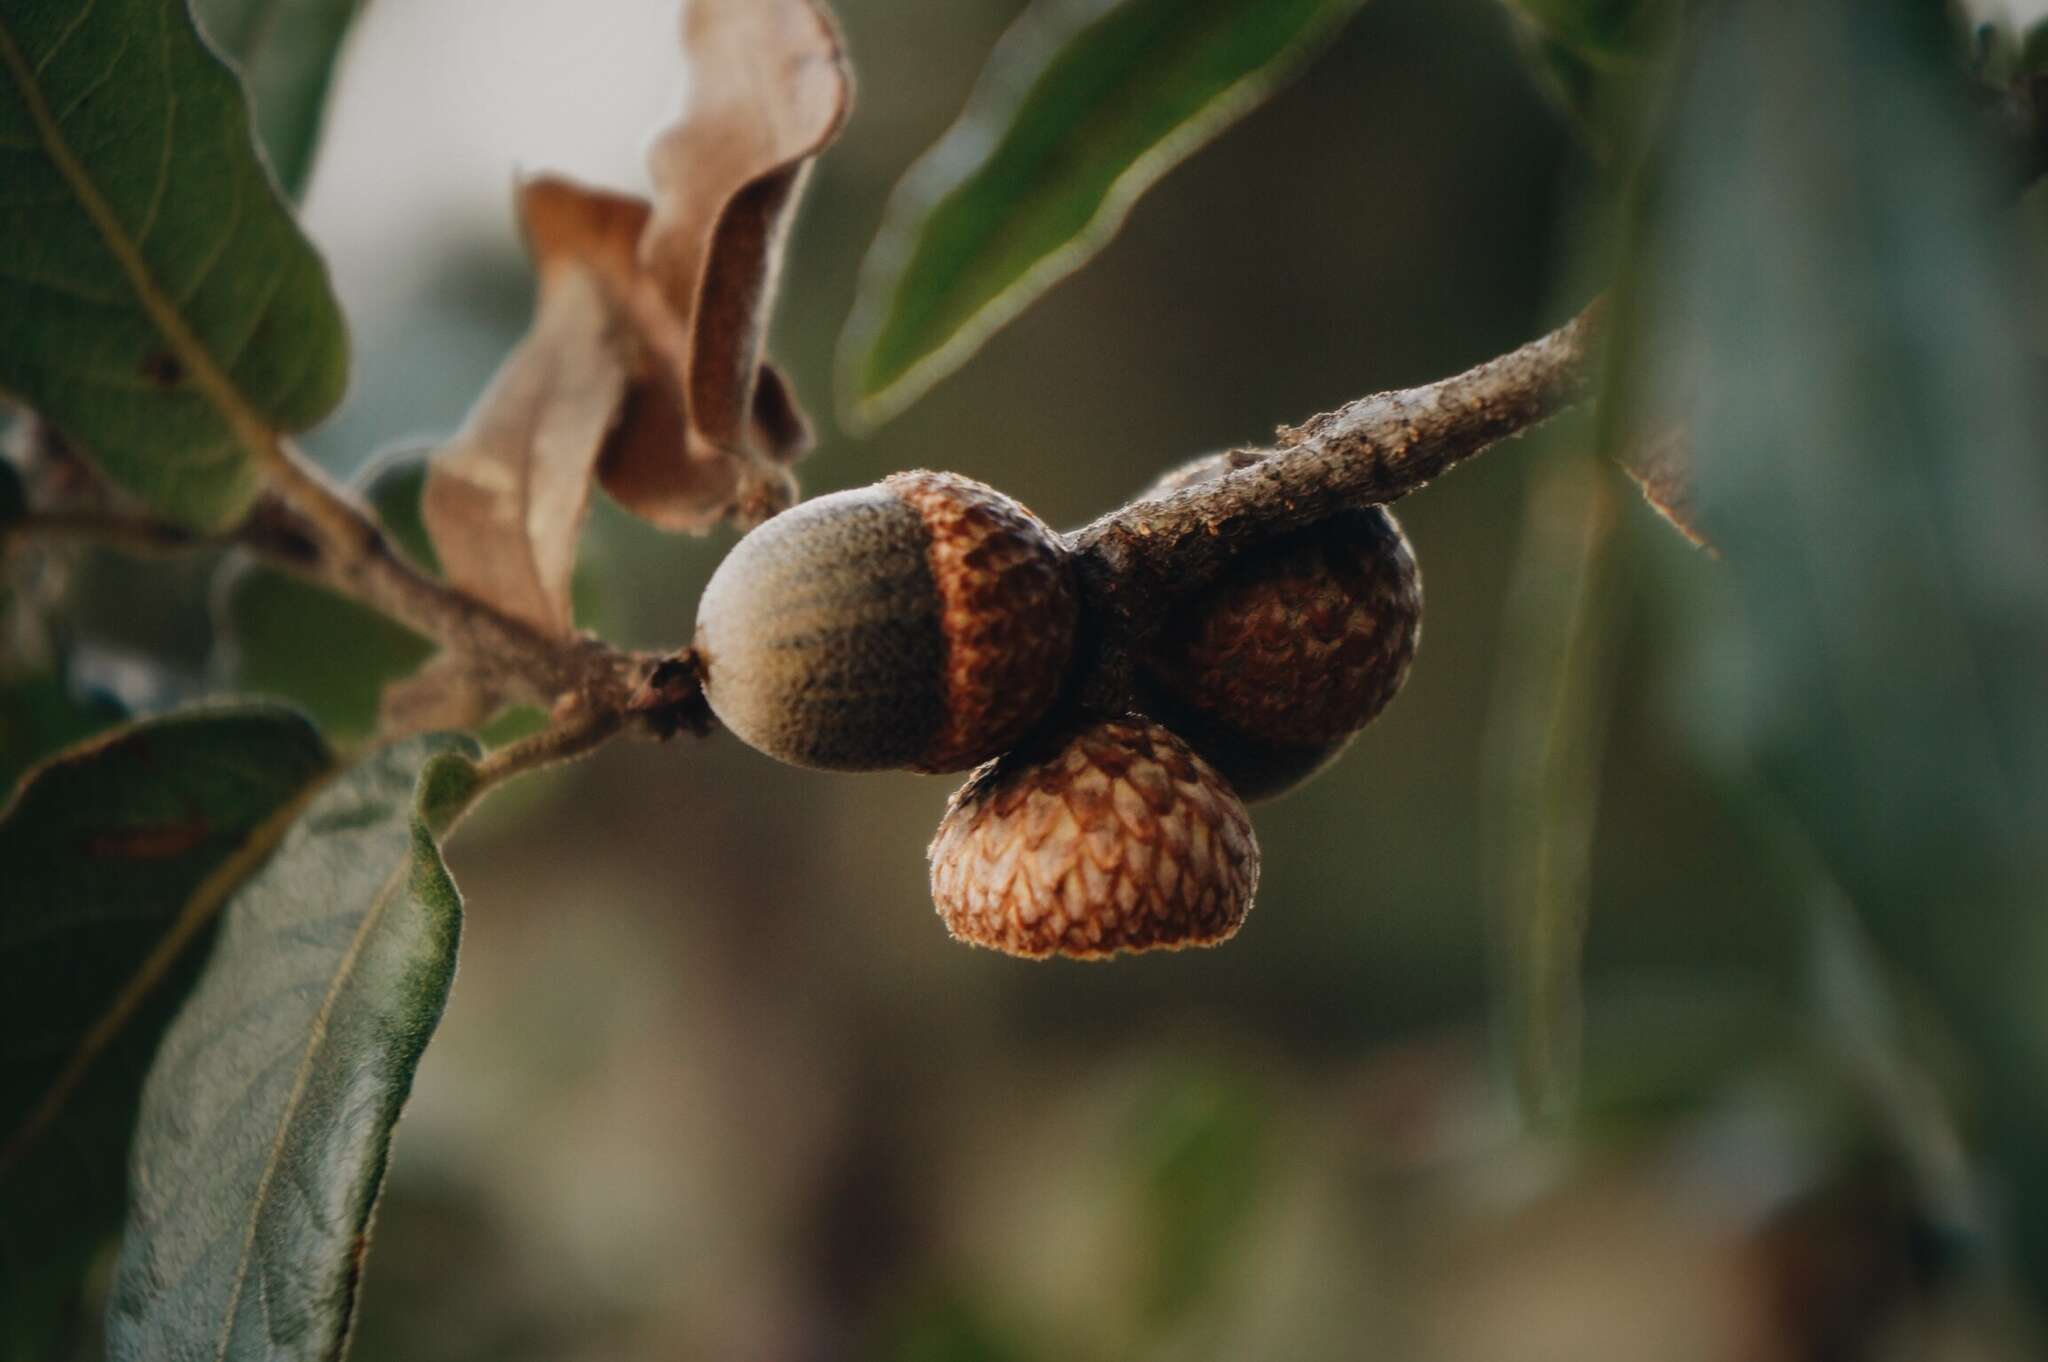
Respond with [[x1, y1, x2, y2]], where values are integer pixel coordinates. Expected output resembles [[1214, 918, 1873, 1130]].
[[1127, 694, 1348, 803], [1143, 507, 1421, 756], [929, 716, 1259, 959], [694, 471, 1077, 772]]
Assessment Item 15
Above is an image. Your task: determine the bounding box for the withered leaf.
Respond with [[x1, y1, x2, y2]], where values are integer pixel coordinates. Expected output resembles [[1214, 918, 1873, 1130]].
[[421, 0, 849, 629], [1616, 426, 1713, 552], [377, 652, 503, 740], [599, 0, 850, 531], [422, 246, 630, 637]]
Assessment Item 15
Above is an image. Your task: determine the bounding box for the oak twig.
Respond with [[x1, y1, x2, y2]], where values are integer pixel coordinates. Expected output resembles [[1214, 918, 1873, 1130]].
[[3, 440, 696, 749], [1069, 300, 1606, 702], [5, 300, 1606, 779], [256, 442, 656, 713]]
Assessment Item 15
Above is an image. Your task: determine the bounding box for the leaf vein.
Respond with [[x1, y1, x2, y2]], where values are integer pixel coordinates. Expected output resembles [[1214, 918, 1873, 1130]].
[[32, 0, 103, 78], [210, 856, 411, 1359], [133, 0, 176, 247], [49, 24, 128, 126], [0, 8, 289, 489]]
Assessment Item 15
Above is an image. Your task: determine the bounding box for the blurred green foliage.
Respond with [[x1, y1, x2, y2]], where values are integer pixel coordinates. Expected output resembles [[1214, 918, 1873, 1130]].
[[193, 0, 362, 201], [9, 0, 2048, 1355], [1621, 0, 2048, 1301], [840, 0, 1367, 427], [0, 674, 125, 797]]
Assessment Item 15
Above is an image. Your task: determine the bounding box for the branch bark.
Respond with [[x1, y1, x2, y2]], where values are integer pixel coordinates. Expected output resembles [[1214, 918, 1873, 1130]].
[[5, 299, 1606, 770], [1068, 300, 1605, 701], [3, 438, 694, 741], [257, 444, 655, 711]]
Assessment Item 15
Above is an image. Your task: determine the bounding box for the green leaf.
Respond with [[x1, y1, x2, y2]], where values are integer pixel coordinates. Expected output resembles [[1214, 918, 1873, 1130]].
[[1624, 0, 2048, 1296], [0, 707, 333, 1360], [867, 1294, 1037, 1362], [1503, 0, 1666, 58], [839, 0, 1365, 429], [357, 447, 441, 573], [193, 0, 363, 202], [1497, 0, 1678, 155], [0, 671, 126, 794], [106, 733, 476, 1361], [0, 0, 349, 530], [2025, 177, 2048, 357], [1480, 454, 1622, 1124], [219, 568, 434, 743]]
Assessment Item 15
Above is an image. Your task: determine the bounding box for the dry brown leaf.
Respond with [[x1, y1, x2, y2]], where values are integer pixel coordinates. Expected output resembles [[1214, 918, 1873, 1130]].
[[378, 653, 505, 739], [1617, 426, 1714, 553], [600, 0, 850, 530], [422, 246, 631, 637], [512, 175, 768, 533], [420, 0, 849, 626]]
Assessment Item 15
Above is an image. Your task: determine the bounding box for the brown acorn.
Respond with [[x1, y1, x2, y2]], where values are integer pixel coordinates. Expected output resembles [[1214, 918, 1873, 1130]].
[[695, 470, 1079, 772], [1140, 506, 1422, 801], [929, 716, 1259, 959]]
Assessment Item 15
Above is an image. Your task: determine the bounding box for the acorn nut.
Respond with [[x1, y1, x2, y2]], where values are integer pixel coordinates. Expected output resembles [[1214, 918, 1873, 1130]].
[[695, 470, 1079, 772], [929, 716, 1260, 959], [1141, 507, 1421, 800]]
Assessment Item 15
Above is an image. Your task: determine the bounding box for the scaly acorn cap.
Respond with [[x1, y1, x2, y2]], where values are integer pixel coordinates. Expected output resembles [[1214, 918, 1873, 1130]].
[[1142, 506, 1421, 769], [929, 716, 1260, 959], [695, 470, 1078, 772]]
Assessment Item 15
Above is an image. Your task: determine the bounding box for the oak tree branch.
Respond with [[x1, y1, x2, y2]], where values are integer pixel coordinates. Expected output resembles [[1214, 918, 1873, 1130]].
[[5, 300, 1605, 768], [1068, 300, 1606, 701]]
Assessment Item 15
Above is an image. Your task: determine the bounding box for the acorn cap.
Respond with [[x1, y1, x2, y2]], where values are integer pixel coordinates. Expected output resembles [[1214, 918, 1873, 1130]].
[[1144, 507, 1421, 751], [695, 470, 1078, 772], [929, 716, 1259, 959], [1131, 689, 1350, 803]]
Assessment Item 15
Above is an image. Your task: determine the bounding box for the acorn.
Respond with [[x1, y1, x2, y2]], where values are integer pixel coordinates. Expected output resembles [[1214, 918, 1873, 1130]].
[[694, 470, 1079, 772], [1139, 506, 1421, 801], [929, 716, 1259, 959]]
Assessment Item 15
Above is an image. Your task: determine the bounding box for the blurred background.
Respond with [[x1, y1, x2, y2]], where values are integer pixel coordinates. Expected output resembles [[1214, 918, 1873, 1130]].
[[44, 0, 2048, 1357]]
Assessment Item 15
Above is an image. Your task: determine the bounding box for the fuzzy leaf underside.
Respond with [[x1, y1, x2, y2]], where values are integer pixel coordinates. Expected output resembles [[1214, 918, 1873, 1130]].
[[107, 734, 476, 1362]]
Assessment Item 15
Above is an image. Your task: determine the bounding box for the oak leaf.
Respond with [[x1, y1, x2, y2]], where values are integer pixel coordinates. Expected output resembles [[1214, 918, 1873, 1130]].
[[422, 253, 629, 636], [423, 0, 850, 636]]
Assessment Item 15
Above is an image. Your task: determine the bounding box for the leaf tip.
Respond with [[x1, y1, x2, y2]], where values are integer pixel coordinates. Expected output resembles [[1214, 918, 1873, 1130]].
[[415, 747, 484, 836]]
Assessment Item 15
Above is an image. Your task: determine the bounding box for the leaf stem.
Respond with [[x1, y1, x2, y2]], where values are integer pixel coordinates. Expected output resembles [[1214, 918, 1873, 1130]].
[[471, 706, 625, 790], [425, 703, 631, 838], [3, 508, 217, 558]]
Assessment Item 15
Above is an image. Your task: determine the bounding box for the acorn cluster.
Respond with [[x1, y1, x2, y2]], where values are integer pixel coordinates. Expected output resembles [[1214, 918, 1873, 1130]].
[[693, 462, 1421, 960]]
